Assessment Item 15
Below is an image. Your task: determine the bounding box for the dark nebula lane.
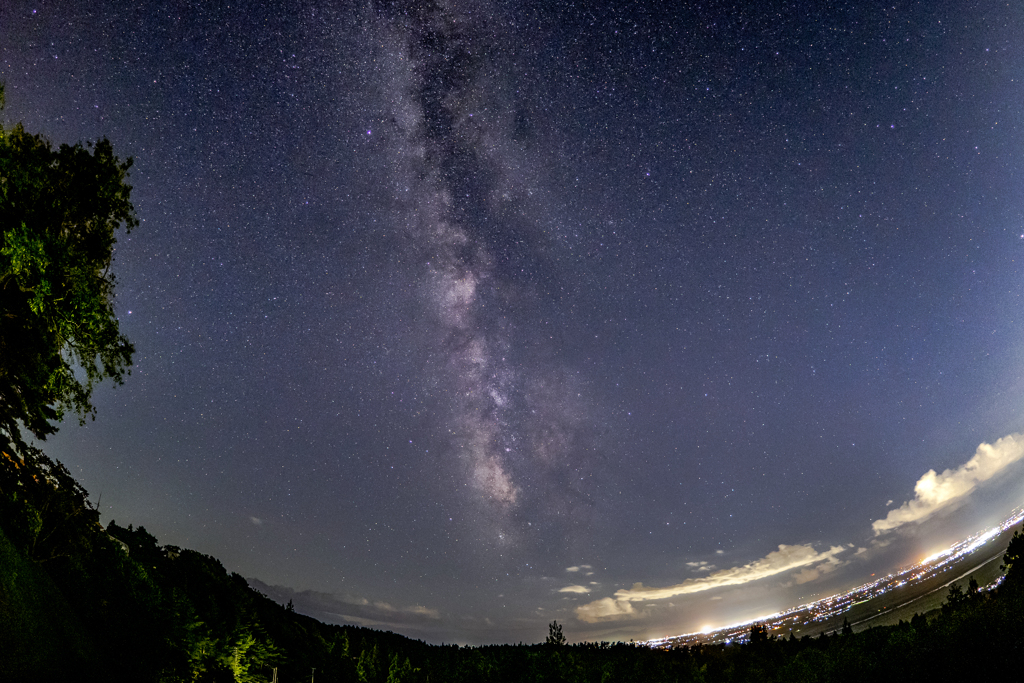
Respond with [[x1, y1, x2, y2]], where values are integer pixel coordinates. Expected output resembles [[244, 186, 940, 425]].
[[368, 0, 602, 552]]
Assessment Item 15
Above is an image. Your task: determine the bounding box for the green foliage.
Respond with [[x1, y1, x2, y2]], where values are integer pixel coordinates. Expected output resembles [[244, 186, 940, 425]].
[[0, 113, 136, 448], [0, 445, 101, 564], [358, 642, 386, 683], [0, 523, 97, 680], [227, 624, 283, 683], [387, 653, 418, 683]]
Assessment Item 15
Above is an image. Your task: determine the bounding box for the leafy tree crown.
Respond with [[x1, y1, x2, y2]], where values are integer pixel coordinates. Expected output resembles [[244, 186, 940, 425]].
[[1, 85, 136, 447]]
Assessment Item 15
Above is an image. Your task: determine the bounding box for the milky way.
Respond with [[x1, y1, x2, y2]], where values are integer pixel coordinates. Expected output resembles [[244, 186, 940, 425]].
[[365, 0, 600, 545], [9, 0, 1024, 644]]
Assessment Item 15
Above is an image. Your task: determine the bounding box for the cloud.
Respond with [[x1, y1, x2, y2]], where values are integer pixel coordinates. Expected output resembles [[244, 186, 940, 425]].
[[617, 545, 845, 600], [792, 555, 844, 585], [565, 564, 592, 573], [871, 433, 1024, 535], [247, 579, 441, 630], [558, 585, 591, 594], [576, 597, 637, 622], [576, 544, 845, 622], [686, 561, 715, 572], [791, 568, 819, 585], [249, 516, 263, 526]]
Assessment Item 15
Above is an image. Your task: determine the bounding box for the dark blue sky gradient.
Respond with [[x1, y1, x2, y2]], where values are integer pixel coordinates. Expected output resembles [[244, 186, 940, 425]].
[[4, 0, 1024, 643]]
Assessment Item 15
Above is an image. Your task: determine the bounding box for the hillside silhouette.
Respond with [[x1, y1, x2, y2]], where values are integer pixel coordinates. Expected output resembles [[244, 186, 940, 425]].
[[3, 444, 1024, 682]]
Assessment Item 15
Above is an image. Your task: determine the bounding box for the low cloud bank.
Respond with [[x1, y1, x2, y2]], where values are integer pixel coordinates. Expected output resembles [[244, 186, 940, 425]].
[[576, 544, 845, 623], [872, 433, 1024, 535], [248, 578, 441, 629]]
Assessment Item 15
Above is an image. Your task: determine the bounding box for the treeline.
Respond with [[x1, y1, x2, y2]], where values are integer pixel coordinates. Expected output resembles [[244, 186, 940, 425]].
[[0, 444, 432, 682], [3, 441, 1024, 682]]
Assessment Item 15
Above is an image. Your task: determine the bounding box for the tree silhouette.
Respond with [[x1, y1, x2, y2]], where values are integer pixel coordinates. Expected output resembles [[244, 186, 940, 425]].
[[943, 582, 967, 615], [967, 576, 980, 602], [1002, 524, 1024, 589], [545, 620, 567, 646]]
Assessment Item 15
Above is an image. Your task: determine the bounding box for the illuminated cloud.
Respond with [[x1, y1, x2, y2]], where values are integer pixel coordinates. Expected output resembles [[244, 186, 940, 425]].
[[871, 433, 1024, 535], [565, 565, 592, 573], [615, 545, 845, 600], [576, 597, 637, 622], [576, 544, 845, 622], [686, 561, 714, 572], [558, 585, 591, 594]]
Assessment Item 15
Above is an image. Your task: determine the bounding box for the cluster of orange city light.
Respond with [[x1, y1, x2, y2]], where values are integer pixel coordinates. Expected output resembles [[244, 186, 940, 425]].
[[646, 507, 1024, 649]]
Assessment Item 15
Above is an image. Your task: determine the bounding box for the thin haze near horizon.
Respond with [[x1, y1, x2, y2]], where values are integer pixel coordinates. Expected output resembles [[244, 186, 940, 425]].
[[4, 0, 1024, 644]]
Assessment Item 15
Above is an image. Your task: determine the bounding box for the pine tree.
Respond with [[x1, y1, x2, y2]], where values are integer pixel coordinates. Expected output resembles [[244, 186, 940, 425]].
[[545, 620, 567, 646]]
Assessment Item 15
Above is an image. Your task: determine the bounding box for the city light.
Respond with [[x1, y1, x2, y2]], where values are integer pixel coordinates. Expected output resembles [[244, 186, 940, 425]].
[[646, 506, 1024, 649]]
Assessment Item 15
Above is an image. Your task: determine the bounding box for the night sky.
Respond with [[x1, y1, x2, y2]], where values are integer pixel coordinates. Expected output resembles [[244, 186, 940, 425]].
[[4, 0, 1024, 644]]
